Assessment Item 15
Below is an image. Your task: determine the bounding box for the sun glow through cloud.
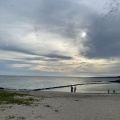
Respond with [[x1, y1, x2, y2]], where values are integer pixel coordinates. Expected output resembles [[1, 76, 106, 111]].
[[81, 32, 87, 38]]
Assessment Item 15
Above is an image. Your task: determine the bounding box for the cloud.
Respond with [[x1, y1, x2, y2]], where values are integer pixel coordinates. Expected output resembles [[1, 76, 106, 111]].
[[35, 0, 96, 39], [0, 0, 95, 57], [43, 54, 72, 60], [82, 0, 120, 59], [0, 0, 120, 76]]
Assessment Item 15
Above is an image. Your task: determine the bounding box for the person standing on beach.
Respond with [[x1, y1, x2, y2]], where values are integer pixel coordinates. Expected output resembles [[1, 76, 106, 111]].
[[113, 90, 115, 93], [74, 86, 76, 93], [108, 89, 109, 93], [71, 86, 73, 92]]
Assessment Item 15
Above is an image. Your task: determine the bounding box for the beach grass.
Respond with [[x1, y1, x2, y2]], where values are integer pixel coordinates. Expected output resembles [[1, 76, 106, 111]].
[[0, 90, 34, 105]]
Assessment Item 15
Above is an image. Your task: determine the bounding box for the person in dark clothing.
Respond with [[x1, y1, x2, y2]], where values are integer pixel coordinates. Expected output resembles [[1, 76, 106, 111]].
[[71, 86, 73, 92], [108, 89, 109, 93], [113, 90, 115, 93], [74, 86, 76, 93]]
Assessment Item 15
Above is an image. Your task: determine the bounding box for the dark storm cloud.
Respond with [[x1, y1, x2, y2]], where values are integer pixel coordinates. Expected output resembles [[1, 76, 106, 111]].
[[83, 0, 120, 58]]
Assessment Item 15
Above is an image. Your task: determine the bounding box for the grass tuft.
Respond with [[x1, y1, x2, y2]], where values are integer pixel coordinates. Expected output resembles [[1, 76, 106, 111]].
[[0, 90, 34, 105]]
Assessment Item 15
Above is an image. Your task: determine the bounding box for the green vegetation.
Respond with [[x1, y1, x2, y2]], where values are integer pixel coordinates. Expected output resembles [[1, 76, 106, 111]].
[[0, 90, 34, 105]]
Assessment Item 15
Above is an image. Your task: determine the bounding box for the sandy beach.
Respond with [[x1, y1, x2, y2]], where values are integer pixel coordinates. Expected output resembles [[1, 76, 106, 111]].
[[0, 90, 120, 120]]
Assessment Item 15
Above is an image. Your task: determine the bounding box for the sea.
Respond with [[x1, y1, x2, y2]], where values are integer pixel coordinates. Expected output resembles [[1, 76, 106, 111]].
[[0, 75, 120, 93]]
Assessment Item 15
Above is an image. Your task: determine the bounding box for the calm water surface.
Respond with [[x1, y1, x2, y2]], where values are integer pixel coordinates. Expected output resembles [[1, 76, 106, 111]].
[[0, 75, 120, 93]]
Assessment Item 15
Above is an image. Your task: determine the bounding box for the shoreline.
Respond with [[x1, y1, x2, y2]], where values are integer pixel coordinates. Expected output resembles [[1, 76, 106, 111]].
[[0, 82, 109, 91]]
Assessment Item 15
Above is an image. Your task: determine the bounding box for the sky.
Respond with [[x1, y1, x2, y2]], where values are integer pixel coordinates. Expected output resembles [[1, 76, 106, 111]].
[[0, 0, 120, 77]]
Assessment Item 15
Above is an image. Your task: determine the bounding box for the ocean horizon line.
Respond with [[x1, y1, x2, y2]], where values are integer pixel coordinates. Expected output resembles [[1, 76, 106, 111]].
[[0, 74, 120, 78]]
